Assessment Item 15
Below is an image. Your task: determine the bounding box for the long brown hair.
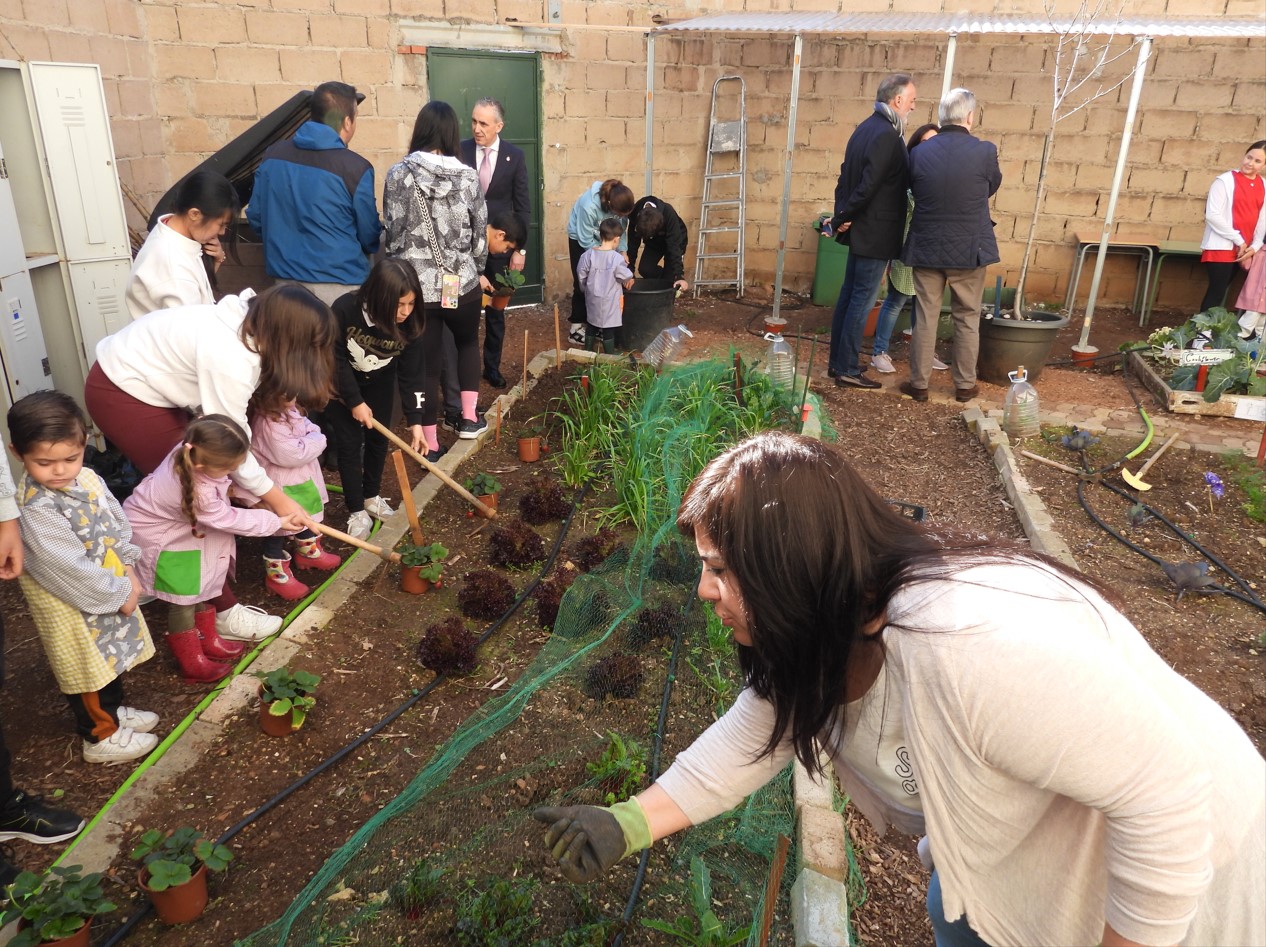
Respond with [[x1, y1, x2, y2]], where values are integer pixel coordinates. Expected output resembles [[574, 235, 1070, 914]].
[[677, 432, 1089, 774], [355, 258, 424, 343], [240, 285, 337, 417], [172, 415, 250, 537]]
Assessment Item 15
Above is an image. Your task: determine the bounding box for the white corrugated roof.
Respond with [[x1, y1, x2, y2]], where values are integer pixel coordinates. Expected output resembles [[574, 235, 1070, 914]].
[[655, 11, 1265, 38]]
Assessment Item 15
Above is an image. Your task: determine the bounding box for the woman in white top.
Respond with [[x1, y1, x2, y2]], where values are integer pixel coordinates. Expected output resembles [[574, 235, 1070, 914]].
[[84, 285, 336, 531], [125, 170, 238, 319], [535, 432, 1265, 947]]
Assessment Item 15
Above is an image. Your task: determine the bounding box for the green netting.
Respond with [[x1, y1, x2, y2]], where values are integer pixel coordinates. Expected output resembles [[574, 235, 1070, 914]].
[[239, 356, 858, 947]]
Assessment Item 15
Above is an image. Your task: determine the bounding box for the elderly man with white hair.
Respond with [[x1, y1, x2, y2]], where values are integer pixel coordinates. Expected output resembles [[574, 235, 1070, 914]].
[[900, 88, 1002, 403]]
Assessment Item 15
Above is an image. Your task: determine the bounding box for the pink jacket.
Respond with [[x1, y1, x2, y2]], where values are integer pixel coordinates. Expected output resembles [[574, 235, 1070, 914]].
[[249, 407, 328, 531], [124, 446, 282, 604]]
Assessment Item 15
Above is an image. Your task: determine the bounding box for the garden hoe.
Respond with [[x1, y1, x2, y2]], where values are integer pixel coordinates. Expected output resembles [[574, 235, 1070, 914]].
[[312, 522, 401, 563], [1122, 432, 1180, 491], [391, 449, 425, 545], [368, 418, 497, 519]]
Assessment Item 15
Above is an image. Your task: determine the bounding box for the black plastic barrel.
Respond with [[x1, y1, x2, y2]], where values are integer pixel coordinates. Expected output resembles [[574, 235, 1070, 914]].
[[617, 278, 676, 351]]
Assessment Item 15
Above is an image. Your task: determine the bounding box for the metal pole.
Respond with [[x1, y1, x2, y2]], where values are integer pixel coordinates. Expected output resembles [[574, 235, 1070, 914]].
[[644, 32, 655, 197], [941, 33, 957, 100], [1075, 36, 1152, 355], [771, 33, 803, 323]]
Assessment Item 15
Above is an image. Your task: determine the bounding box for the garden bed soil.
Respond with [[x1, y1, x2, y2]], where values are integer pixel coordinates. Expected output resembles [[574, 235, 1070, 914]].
[[0, 294, 1260, 947]]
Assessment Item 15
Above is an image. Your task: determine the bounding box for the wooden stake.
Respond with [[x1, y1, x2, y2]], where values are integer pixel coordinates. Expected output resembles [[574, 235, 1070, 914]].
[[368, 418, 496, 518], [495, 402, 502, 447], [391, 449, 423, 545], [553, 303, 562, 368], [312, 522, 401, 562], [758, 834, 791, 947], [523, 328, 530, 393], [1019, 449, 1087, 476]]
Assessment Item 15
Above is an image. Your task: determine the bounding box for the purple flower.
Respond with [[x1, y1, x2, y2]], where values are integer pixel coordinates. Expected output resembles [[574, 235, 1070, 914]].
[[1204, 472, 1225, 499]]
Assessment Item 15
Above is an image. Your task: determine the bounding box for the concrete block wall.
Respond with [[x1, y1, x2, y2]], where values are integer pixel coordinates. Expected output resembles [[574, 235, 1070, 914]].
[[1, 0, 1261, 315]]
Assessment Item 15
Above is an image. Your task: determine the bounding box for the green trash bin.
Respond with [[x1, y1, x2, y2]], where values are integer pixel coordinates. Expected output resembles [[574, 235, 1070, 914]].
[[811, 214, 848, 306]]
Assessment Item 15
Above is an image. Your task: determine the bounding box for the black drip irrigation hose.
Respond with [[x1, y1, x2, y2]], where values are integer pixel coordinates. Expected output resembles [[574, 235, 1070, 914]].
[[613, 595, 694, 947], [101, 485, 591, 946]]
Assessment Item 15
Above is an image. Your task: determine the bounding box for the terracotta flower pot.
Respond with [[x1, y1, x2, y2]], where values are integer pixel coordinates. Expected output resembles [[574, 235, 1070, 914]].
[[489, 293, 512, 311], [258, 685, 296, 737], [517, 437, 541, 463], [764, 317, 787, 335], [400, 566, 435, 594], [140, 864, 209, 925], [18, 920, 93, 947], [467, 494, 498, 519]]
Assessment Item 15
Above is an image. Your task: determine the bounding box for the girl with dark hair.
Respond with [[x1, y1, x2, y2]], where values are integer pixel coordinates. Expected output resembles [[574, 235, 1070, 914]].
[[384, 101, 488, 454], [627, 196, 689, 292], [7, 391, 158, 764], [566, 179, 635, 343], [327, 258, 426, 541], [126, 170, 239, 318], [125, 416, 304, 677], [1200, 140, 1266, 313], [535, 432, 1265, 947], [85, 285, 336, 535]]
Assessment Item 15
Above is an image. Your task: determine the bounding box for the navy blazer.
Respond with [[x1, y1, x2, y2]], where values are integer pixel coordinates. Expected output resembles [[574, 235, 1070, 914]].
[[902, 125, 1002, 269], [829, 110, 909, 260], [460, 137, 531, 236]]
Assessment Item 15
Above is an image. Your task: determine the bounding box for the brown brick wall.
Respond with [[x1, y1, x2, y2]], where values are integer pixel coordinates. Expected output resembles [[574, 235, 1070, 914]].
[[0, 0, 1262, 317]]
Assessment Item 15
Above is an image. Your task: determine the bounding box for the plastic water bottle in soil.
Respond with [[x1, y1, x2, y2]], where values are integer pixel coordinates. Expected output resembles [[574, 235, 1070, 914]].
[[763, 331, 795, 390], [641, 324, 693, 368], [1002, 366, 1040, 439]]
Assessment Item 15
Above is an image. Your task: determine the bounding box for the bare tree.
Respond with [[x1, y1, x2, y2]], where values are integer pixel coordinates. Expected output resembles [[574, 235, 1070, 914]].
[[1012, 0, 1142, 315]]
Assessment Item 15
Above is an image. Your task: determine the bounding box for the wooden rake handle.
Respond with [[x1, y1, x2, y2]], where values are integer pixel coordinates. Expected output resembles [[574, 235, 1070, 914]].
[[367, 418, 497, 519], [312, 521, 401, 562], [1134, 431, 1181, 481]]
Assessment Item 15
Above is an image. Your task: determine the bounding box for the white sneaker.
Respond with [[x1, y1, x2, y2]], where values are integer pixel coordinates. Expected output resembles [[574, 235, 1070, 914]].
[[870, 352, 896, 374], [216, 604, 283, 642], [117, 706, 159, 734], [83, 727, 158, 764], [932, 356, 949, 371], [363, 496, 395, 520], [346, 510, 372, 542], [567, 326, 585, 346]]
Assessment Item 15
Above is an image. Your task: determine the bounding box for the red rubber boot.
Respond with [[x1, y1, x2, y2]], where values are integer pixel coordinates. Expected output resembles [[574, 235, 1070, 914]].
[[166, 630, 231, 684], [264, 554, 310, 602], [194, 607, 245, 661], [292, 535, 342, 572]]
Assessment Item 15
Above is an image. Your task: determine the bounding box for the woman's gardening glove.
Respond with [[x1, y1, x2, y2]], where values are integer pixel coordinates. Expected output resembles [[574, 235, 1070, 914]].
[[532, 799, 652, 883]]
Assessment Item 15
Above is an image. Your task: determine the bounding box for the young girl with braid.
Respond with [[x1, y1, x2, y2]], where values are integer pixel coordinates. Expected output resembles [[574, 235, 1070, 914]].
[[124, 416, 304, 683]]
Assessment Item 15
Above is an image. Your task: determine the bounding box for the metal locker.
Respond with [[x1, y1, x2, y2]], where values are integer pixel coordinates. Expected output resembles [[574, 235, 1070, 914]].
[[0, 270, 54, 402], [66, 258, 129, 364]]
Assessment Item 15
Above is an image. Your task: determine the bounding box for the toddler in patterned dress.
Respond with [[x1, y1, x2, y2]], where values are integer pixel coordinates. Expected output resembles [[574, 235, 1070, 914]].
[[6, 392, 159, 764]]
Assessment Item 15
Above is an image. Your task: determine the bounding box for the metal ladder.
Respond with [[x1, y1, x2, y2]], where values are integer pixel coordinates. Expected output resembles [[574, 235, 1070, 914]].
[[693, 76, 746, 298]]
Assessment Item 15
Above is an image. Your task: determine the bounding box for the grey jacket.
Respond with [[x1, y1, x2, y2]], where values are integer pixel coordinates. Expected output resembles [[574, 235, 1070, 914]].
[[383, 152, 488, 303]]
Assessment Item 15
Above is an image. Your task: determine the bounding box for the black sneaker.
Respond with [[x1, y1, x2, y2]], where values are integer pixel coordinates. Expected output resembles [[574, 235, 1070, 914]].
[[483, 371, 507, 389], [457, 417, 488, 440], [835, 372, 882, 390], [0, 790, 85, 845], [423, 445, 449, 464], [440, 415, 461, 434]]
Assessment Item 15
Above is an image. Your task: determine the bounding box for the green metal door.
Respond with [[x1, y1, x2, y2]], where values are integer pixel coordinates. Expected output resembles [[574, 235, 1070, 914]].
[[428, 49, 543, 304]]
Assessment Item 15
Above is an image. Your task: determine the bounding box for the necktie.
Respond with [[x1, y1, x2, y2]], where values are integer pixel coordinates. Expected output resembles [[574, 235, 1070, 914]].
[[479, 148, 493, 194]]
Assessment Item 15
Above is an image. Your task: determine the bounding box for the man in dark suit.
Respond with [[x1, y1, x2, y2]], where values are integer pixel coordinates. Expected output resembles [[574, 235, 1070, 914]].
[[459, 97, 531, 389], [900, 87, 1002, 404], [826, 73, 918, 390]]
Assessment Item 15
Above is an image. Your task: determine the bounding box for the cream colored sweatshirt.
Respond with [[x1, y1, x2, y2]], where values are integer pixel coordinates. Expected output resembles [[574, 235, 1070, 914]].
[[656, 561, 1265, 946]]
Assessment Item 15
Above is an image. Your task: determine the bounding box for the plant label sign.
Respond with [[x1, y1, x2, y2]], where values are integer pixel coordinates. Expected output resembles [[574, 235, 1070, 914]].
[[1172, 349, 1235, 366], [1233, 399, 1266, 422]]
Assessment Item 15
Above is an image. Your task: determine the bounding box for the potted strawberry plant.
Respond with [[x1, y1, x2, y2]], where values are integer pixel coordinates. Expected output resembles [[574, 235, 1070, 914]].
[[253, 667, 321, 736], [1, 866, 115, 947], [487, 267, 525, 311], [398, 541, 448, 594], [463, 472, 502, 517], [132, 827, 232, 925], [517, 423, 544, 463]]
